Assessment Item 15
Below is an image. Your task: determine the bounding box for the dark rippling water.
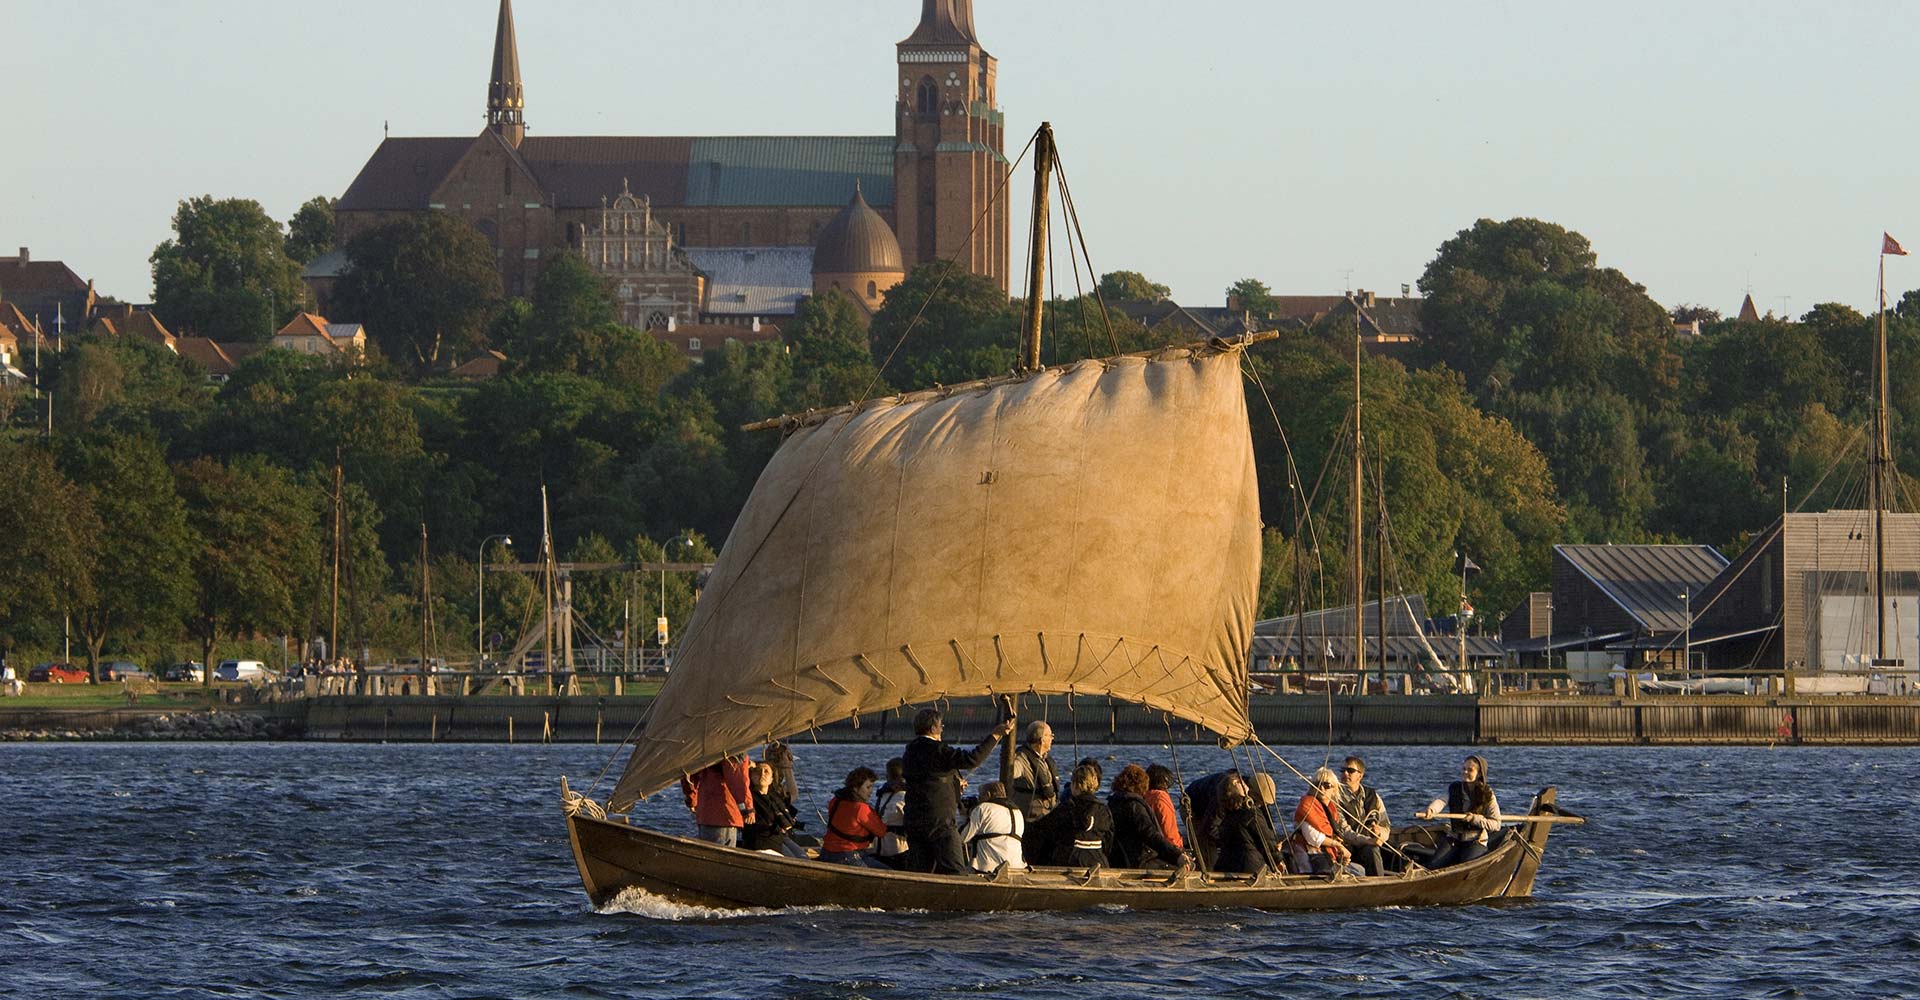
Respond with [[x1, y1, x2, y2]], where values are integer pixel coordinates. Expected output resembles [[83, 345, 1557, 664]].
[[4, 740, 1917, 999]]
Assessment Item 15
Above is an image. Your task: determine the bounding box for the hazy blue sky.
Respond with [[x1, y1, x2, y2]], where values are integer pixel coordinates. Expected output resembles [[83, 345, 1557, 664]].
[[11, 1, 1920, 317]]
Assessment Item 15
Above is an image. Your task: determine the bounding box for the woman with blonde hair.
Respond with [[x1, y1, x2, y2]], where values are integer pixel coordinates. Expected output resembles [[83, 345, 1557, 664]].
[[1289, 767, 1362, 876]]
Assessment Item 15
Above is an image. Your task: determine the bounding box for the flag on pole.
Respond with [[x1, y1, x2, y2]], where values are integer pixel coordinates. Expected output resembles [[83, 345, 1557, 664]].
[[1884, 233, 1908, 256]]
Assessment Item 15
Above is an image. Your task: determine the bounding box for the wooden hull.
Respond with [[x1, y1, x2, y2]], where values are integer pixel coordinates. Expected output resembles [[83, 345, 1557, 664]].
[[566, 787, 1565, 913]]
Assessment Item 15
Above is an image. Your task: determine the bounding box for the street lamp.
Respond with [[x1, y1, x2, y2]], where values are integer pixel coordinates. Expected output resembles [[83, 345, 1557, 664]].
[[477, 534, 512, 669], [660, 535, 693, 662]]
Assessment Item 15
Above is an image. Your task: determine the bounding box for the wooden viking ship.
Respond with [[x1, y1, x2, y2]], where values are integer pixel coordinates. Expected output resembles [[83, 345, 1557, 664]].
[[562, 123, 1579, 912]]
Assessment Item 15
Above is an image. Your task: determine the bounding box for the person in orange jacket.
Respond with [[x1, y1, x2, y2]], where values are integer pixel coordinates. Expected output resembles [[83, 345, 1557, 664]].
[[821, 767, 890, 868], [680, 755, 756, 847]]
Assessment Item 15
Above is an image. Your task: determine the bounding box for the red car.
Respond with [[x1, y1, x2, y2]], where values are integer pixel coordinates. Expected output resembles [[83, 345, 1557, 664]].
[[28, 662, 90, 684]]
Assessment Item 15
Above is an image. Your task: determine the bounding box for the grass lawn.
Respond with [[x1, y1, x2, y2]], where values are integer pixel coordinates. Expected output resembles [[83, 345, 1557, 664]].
[[2, 683, 236, 710]]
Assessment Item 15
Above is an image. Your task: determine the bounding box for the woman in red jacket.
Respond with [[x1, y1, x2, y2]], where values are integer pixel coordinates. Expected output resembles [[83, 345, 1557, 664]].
[[822, 767, 890, 868], [679, 755, 755, 847]]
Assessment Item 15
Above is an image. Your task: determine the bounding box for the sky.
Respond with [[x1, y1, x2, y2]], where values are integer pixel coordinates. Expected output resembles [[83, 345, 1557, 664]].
[[11, 0, 1920, 317]]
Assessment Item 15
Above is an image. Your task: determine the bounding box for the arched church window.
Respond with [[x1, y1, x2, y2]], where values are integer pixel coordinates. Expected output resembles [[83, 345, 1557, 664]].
[[476, 219, 500, 253], [647, 310, 669, 330], [917, 77, 938, 119], [504, 165, 514, 196], [867, 281, 878, 299]]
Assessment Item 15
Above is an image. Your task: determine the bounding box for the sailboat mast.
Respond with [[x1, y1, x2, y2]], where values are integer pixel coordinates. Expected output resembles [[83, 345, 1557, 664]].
[[420, 522, 431, 680], [1351, 332, 1364, 673], [1376, 451, 1388, 689], [1019, 123, 1056, 373], [1874, 253, 1891, 662], [542, 485, 555, 696], [330, 459, 342, 668]]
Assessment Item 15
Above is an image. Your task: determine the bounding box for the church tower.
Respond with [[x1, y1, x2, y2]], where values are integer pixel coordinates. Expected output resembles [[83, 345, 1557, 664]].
[[894, 0, 1008, 293], [486, 0, 526, 147]]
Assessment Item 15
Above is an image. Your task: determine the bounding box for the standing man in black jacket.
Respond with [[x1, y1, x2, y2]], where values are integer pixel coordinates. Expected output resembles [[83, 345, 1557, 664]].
[[903, 708, 1016, 874]]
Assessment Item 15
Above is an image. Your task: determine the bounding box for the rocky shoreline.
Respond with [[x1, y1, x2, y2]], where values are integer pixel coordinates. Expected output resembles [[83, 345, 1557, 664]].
[[1, 711, 301, 742]]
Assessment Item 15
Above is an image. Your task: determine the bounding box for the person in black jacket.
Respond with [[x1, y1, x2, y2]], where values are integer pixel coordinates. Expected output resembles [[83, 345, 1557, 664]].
[[1183, 769, 1241, 869], [902, 708, 1015, 874], [1027, 763, 1113, 869], [1107, 763, 1184, 868], [742, 762, 807, 858], [1214, 773, 1284, 874], [1008, 721, 1058, 821]]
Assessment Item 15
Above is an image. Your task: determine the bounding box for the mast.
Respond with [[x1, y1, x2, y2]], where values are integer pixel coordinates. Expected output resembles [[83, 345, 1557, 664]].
[[1376, 451, 1388, 689], [1351, 330, 1364, 674], [1019, 123, 1055, 373], [1001, 121, 1056, 785], [330, 458, 342, 669], [1873, 250, 1891, 662], [542, 485, 555, 696], [419, 522, 432, 692]]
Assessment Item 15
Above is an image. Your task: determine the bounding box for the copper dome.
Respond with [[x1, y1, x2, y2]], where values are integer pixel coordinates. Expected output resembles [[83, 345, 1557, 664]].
[[813, 183, 904, 275]]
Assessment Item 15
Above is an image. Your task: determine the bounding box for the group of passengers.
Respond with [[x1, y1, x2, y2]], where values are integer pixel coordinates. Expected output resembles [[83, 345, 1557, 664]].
[[679, 709, 1506, 878]]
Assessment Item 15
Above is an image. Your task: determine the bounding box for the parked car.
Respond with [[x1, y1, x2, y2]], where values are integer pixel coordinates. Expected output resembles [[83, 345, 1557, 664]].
[[214, 659, 272, 682], [29, 662, 91, 684], [162, 662, 206, 682], [100, 661, 151, 681]]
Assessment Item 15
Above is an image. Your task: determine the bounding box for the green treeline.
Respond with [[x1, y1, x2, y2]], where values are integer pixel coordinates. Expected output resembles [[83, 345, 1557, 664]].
[[2, 209, 1914, 671]]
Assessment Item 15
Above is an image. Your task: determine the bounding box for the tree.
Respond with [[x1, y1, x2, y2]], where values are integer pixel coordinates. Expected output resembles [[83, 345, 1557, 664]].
[[285, 196, 337, 265], [150, 196, 309, 340], [786, 293, 886, 410], [525, 251, 617, 345], [1227, 278, 1277, 317], [868, 264, 1018, 388], [46, 334, 208, 444], [0, 440, 99, 636], [519, 322, 687, 397], [1098, 270, 1170, 302], [176, 456, 322, 673], [59, 432, 197, 676], [332, 213, 502, 373], [1671, 303, 1721, 324]]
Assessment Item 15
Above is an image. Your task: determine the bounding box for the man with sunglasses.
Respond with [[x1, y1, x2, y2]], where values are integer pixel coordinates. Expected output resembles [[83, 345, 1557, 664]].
[[1334, 755, 1391, 876]]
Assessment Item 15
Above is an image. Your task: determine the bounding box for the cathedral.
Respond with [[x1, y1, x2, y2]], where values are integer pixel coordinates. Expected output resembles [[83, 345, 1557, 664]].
[[331, 0, 1009, 332]]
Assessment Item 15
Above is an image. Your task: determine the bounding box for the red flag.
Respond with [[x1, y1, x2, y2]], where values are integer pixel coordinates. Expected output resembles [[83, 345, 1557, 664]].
[[1884, 232, 1909, 256]]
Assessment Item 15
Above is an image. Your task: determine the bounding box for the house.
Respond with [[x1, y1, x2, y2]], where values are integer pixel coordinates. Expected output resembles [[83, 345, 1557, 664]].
[[272, 312, 367, 357], [174, 337, 243, 380], [448, 350, 508, 381], [0, 325, 25, 384], [87, 303, 177, 350], [646, 316, 780, 363], [0, 247, 96, 337], [1508, 543, 1730, 677], [1687, 511, 1920, 685]]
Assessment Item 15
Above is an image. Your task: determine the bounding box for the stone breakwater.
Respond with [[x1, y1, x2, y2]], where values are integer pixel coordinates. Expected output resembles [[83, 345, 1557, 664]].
[[1, 710, 297, 742]]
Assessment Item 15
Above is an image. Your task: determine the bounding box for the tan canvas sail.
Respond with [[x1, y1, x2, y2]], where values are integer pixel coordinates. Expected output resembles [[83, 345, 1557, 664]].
[[609, 343, 1261, 808]]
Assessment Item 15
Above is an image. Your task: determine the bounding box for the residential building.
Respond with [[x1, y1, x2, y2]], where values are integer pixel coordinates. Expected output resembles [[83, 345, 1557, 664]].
[[272, 312, 367, 357], [0, 247, 95, 338]]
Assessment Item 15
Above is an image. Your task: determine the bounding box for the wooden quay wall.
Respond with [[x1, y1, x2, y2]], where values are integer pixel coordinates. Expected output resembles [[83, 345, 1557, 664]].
[[283, 693, 1920, 746]]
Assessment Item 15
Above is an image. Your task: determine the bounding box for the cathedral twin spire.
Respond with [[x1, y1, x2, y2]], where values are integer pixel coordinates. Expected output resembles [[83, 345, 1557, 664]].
[[486, 0, 525, 147]]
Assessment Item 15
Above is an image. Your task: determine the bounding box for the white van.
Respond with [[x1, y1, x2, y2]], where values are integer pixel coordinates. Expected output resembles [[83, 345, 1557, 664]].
[[214, 660, 271, 682]]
